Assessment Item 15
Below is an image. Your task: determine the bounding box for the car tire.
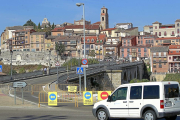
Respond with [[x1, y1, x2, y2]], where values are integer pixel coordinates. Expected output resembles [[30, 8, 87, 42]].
[[165, 115, 177, 120], [143, 110, 157, 120], [96, 109, 108, 120]]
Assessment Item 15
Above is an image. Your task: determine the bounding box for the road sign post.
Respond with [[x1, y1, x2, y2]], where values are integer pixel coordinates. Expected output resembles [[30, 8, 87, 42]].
[[83, 91, 93, 105], [48, 92, 57, 106], [81, 59, 88, 91], [0, 65, 2, 72], [98, 91, 111, 100], [55, 62, 60, 82], [13, 82, 27, 105], [76, 67, 84, 74]]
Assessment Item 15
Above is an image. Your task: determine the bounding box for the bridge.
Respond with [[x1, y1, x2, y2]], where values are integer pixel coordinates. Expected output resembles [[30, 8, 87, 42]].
[[0, 61, 144, 90]]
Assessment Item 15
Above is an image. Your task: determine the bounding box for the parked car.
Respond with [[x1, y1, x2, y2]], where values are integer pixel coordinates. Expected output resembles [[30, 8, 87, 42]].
[[92, 81, 180, 120]]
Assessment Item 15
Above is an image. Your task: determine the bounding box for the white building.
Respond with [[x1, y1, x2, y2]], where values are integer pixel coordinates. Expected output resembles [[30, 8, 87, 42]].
[[115, 23, 133, 29]]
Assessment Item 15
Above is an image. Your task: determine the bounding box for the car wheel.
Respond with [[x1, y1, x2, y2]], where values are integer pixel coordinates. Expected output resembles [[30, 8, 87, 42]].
[[165, 115, 177, 120], [96, 109, 108, 120], [143, 110, 157, 120]]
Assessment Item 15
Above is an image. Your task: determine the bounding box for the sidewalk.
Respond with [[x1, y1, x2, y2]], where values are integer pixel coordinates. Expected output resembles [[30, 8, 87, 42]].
[[0, 88, 38, 107]]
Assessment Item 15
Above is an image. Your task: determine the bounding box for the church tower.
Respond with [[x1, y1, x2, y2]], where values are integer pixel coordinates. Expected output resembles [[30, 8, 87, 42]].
[[100, 6, 109, 30]]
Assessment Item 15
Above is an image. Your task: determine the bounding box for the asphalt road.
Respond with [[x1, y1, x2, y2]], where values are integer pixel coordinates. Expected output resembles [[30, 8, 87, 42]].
[[0, 105, 180, 120]]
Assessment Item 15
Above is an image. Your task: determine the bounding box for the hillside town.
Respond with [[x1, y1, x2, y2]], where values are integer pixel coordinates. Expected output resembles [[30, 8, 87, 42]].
[[1, 6, 180, 81]]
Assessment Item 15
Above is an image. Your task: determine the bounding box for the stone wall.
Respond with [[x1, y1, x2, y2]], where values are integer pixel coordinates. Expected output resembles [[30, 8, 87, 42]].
[[0, 51, 65, 67]]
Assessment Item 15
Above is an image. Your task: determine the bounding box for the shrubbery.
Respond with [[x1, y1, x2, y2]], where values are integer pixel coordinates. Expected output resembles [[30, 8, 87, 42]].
[[130, 78, 150, 83], [163, 73, 180, 83]]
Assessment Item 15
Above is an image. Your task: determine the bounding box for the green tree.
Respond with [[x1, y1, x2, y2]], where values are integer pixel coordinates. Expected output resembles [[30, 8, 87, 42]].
[[89, 50, 95, 57], [130, 78, 149, 83], [8, 69, 17, 75], [23, 19, 36, 26], [52, 22, 55, 29], [55, 43, 65, 60], [38, 22, 41, 29], [19, 67, 26, 73], [0, 49, 1, 55]]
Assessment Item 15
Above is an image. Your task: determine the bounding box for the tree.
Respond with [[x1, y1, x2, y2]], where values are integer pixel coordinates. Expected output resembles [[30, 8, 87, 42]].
[[38, 22, 41, 29], [55, 43, 65, 59], [52, 22, 55, 29], [89, 50, 95, 57], [23, 19, 36, 26]]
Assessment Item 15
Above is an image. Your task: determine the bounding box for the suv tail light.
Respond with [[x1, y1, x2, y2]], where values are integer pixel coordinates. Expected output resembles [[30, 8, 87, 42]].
[[160, 100, 164, 109]]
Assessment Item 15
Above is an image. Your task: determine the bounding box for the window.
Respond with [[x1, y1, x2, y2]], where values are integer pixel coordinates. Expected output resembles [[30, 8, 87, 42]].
[[96, 46, 98, 50], [155, 26, 157, 29], [87, 39, 90, 42], [164, 52, 166, 57], [172, 31, 175, 35], [144, 48, 147, 52], [159, 32, 161, 36], [130, 86, 142, 99], [111, 87, 127, 101], [153, 63, 156, 68], [121, 48, 124, 52], [103, 10, 104, 13], [164, 84, 179, 98], [58, 34, 61, 36], [177, 23, 179, 27], [97, 40, 99, 43], [64, 42, 67, 45], [146, 40, 148, 44], [169, 57, 171, 60], [164, 31, 167, 36], [91, 39, 94, 42], [143, 85, 159, 99], [159, 63, 162, 68], [127, 48, 130, 52], [151, 40, 153, 43], [91, 44, 93, 49], [138, 41, 140, 44], [155, 32, 157, 36], [100, 40, 102, 43], [178, 29, 179, 33], [102, 17, 104, 21], [26, 41, 27, 43], [138, 48, 141, 52], [156, 40, 158, 43], [159, 52, 161, 57], [141, 41, 143, 44]]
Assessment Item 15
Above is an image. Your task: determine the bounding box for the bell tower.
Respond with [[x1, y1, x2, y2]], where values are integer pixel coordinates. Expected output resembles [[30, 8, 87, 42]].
[[100, 6, 109, 30]]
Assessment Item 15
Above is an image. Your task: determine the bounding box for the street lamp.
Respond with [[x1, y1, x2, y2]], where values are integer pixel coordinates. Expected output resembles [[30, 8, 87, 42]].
[[70, 50, 72, 70], [76, 3, 87, 91], [10, 50, 13, 80], [49, 50, 51, 75], [78, 50, 81, 94]]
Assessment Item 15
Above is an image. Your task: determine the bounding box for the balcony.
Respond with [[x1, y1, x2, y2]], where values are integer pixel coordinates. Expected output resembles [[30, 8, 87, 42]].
[[65, 48, 77, 51]]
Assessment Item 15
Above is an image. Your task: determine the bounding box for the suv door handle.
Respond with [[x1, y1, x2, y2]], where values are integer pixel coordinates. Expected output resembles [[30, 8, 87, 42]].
[[123, 101, 127, 103], [129, 101, 134, 103]]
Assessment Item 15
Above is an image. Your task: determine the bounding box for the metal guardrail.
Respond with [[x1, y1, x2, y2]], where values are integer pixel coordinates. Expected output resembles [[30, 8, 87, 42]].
[[0, 61, 143, 83]]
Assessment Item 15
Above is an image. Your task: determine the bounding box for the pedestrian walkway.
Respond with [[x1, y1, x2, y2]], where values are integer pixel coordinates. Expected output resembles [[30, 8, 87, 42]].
[[0, 88, 37, 107]]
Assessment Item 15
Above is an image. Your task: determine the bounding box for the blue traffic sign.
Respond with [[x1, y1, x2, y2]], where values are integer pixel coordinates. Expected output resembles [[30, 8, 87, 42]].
[[84, 92, 91, 99], [49, 93, 56, 100], [0, 65, 2, 72], [76, 67, 84, 74]]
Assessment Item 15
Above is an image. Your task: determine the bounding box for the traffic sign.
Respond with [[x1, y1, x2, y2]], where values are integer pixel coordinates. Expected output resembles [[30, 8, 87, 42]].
[[13, 82, 27, 88], [81, 65, 88, 68], [98, 91, 111, 100], [0, 65, 2, 72], [82, 59, 88, 65], [76, 67, 84, 74], [48, 92, 57, 106], [83, 91, 93, 105], [68, 86, 77, 92], [55, 62, 60, 66]]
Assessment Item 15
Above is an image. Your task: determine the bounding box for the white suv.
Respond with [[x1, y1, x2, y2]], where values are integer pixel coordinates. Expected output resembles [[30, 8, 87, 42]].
[[92, 81, 180, 120]]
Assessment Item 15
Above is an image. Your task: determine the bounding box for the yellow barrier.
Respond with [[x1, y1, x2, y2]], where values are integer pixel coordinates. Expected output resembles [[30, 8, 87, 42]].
[[38, 91, 78, 107]]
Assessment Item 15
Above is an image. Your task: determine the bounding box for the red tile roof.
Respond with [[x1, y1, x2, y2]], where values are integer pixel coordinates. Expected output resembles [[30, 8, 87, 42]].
[[156, 37, 180, 40], [65, 25, 99, 30], [169, 45, 180, 49], [82, 36, 97, 40], [98, 34, 106, 40], [102, 28, 117, 31], [51, 27, 65, 32], [92, 21, 101, 25], [169, 51, 180, 55]]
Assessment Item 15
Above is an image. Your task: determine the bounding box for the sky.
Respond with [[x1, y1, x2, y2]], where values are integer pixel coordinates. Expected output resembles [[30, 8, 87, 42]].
[[1, 0, 180, 45]]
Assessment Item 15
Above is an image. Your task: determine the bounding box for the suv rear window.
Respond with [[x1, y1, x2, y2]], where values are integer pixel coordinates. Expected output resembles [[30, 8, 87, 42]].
[[143, 85, 159, 99], [164, 84, 179, 98]]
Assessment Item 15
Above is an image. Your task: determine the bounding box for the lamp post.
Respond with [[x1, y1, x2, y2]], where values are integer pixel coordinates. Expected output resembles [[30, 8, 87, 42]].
[[76, 3, 87, 91], [70, 50, 72, 70], [57, 51, 59, 81], [78, 50, 81, 94], [10, 50, 13, 80], [49, 50, 51, 75]]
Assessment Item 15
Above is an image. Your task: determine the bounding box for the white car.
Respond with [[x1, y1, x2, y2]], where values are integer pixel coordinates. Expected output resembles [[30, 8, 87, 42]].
[[92, 81, 180, 120]]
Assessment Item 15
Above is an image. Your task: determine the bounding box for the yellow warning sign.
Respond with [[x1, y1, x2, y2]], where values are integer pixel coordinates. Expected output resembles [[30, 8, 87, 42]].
[[98, 91, 111, 101], [83, 91, 93, 105], [68, 86, 77, 92], [48, 92, 57, 106]]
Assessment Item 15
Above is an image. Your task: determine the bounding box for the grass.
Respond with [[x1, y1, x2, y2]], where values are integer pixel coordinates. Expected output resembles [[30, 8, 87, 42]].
[[0, 61, 45, 75]]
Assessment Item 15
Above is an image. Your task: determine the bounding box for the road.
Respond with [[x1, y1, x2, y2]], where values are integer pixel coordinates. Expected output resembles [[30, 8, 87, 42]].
[[0, 105, 180, 120]]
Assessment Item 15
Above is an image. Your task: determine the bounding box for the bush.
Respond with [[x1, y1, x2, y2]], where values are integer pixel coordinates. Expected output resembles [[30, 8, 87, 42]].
[[19, 67, 26, 73], [163, 73, 180, 83], [8, 69, 17, 75], [130, 78, 150, 83]]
